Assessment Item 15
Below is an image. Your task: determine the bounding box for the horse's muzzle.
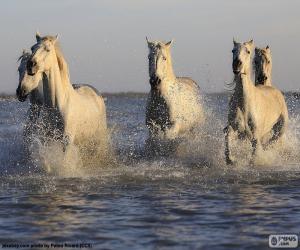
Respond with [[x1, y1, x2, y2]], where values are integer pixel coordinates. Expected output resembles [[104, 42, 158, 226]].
[[16, 86, 28, 102], [232, 59, 242, 74], [150, 76, 161, 87], [257, 75, 268, 84]]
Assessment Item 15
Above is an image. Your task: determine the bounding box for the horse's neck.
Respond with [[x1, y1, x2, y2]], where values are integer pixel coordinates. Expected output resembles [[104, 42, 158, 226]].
[[43, 62, 74, 110], [234, 72, 255, 103], [165, 57, 176, 82], [254, 71, 259, 85], [29, 82, 43, 105], [156, 77, 177, 96], [265, 78, 272, 86], [29, 88, 40, 105], [159, 64, 176, 92], [264, 72, 272, 86]]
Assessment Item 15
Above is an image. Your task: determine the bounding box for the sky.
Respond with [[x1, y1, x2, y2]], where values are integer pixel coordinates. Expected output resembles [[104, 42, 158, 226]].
[[0, 0, 299, 93]]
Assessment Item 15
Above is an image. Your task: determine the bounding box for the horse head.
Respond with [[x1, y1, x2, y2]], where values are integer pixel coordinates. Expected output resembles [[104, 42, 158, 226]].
[[232, 39, 254, 76], [254, 45, 272, 85], [146, 37, 174, 86]]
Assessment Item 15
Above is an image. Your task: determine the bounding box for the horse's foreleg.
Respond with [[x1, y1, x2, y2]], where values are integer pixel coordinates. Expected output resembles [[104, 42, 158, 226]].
[[250, 136, 262, 165], [62, 134, 71, 152], [225, 125, 235, 165], [268, 115, 286, 147]]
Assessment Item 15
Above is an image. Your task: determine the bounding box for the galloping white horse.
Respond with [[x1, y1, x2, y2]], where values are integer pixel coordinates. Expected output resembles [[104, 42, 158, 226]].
[[145, 38, 204, 149], [17, 34, 108, 165], [224, 39, 288, 165], [254, 46, 272, 86], [16, 50, 99, 150]]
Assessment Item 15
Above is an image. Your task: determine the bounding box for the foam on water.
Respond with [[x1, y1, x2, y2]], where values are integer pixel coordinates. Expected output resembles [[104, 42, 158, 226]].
[[1, 94, 300, 182]]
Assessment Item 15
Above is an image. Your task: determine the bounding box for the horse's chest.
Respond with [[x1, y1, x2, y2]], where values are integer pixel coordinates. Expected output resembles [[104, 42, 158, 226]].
[[40, 108, 64, 140], [146, 91, 172, 131], [228, 96, 247, 132]]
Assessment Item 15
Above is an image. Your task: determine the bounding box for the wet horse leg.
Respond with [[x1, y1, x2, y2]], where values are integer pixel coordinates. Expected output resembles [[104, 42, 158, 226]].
[[225, 125, 235, 165]]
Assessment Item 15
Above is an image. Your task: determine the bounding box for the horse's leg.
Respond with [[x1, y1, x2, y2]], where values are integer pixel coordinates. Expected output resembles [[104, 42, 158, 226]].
[[225, 125, 235, 165], [268, 115, 286, 146], [145, 125, 158, 157], [250, 135, 262, 165]]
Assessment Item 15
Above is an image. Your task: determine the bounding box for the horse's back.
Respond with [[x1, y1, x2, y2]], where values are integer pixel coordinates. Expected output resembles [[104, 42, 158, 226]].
[[72, 84, 106, 120], [171, 77, 204, 128], [74, 84, 105, 105], [255, 85, 289, 130], [72, 84, 102, 96], [256, 85, 287, 109], [176, 77, 199, 91]]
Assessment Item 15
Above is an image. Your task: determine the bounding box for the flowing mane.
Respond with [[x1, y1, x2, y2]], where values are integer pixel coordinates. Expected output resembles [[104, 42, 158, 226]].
[[40, 36, 71, 84], [54, 42, 71, 84], [18, 51, 31, 62]]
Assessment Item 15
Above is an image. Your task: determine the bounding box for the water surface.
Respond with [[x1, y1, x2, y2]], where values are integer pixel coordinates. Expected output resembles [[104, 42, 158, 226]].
[[0, 93, 300, 249]]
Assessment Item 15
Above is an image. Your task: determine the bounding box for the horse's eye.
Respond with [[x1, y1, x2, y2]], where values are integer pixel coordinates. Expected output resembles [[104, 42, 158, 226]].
[[267, 60, 270, 64], [246, 50, 250, 54], [232, 49, 235, 53], [162, 56, 166, 61]]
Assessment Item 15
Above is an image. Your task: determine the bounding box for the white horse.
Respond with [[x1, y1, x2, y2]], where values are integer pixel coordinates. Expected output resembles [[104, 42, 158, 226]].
[[224, 39, 288, 165], [254, 46, 272, 86], [145, 38, 204, 152], [17, 34, 108, 166], [16, 49, 100, 149]]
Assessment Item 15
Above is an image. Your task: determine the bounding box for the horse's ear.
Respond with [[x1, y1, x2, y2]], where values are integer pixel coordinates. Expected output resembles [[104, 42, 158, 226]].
[[53, 34, 59, 44], [255, 47, 259, 53], [165, 40, 173, 47], [266, 45, 270, 50], [233, 37, 238, 46], [36, 31, 42, 42], [247, 39, 254, 46], [146, 36, 152, 47]]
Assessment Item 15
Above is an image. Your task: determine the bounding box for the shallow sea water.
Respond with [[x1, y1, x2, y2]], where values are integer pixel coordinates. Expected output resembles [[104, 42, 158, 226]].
[[0, 93, 300, 250]]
